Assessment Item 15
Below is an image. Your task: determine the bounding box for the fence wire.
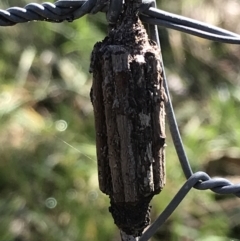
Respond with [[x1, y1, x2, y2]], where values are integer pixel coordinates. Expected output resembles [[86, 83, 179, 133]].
[[0, 0, 240, 240]]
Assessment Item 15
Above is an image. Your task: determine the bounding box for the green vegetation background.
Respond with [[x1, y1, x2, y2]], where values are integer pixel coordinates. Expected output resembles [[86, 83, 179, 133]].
[[0, 0, 240, 240]]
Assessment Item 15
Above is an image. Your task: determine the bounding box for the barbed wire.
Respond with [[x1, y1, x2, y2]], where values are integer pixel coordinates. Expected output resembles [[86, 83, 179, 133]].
[[0, 0, 240, 240], [1, 0, 240, 43]]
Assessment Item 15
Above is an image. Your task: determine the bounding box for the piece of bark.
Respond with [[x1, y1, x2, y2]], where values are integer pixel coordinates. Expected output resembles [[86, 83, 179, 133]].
[[90, 7, 166, 236]]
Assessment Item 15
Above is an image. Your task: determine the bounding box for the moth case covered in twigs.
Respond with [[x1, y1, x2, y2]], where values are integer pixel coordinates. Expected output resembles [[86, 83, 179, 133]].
[[90, 5, 166, 236]]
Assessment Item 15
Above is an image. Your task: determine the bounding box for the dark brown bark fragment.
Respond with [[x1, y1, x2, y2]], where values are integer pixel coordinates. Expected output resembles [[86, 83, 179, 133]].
[[90, 6, 166, 236]]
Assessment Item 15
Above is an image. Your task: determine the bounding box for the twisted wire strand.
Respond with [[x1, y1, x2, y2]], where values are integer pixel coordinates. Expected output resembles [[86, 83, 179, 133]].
[[0, 0, 102, 26], [1, 0, 240, 45], [0, 1, 82, 26], [140, 172, 240, 241], [0, 0, 120, 26]]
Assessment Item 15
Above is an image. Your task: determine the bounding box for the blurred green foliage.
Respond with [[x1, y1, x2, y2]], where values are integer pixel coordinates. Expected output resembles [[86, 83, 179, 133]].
[[0, 0, 240, 241]]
